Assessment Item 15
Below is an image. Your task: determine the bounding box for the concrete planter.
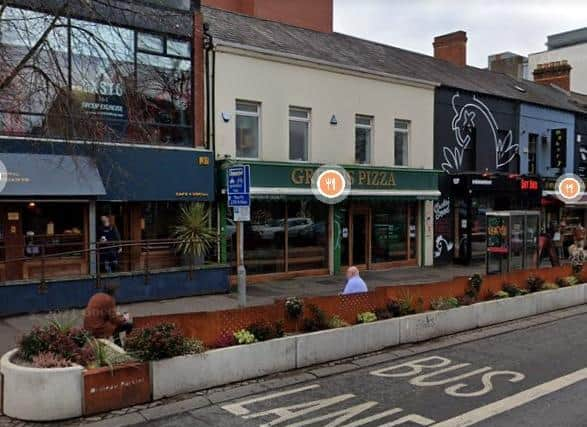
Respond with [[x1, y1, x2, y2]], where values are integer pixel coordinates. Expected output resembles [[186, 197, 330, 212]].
[[399, 304, 477, 344], [476, 293, 539, 327], [535, 284, 587, 313], [296, 317, 401, 368], [0, 349, 83, 421], [151, 336, 297, 400]]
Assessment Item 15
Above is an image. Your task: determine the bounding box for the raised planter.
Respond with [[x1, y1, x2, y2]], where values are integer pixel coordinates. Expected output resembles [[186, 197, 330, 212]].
[[399, 304, 477, 344], [296, 317, 400, 368], [151, 336, 297, 400], [0, 349, 84, 421]]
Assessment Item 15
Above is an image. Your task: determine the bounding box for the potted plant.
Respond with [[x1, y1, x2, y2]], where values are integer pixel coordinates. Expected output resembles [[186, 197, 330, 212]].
[[173, 203, 217, 266]]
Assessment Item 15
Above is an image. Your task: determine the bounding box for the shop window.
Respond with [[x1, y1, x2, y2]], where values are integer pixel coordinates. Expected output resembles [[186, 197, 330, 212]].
[[141, 202, 180, 240], [355, 115, 372, 164], [371, 202, 413, 263], [236, 101, 260, 158], [22, 203, 85, 256], [289, 107, 310, 161], [394, 119, 410, 166], [287, 200, 328, 271], [528, 133, 538, 175], [0, 6, 193, 146]]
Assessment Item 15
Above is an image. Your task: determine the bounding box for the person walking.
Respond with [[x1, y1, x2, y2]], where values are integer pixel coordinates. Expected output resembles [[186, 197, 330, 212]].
[[342, 266, 368, 295], [98, 215, 122, 273]]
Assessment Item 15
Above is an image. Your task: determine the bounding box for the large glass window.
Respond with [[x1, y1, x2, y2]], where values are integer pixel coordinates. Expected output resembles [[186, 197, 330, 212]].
[[528, 133, 538, 175], [289, 107, 310, 161], [236, 101, 260, 158], [371, 202, 416, 263], [394, 119, 410, 166], [287, 200, 328, 271], [0, 6, 193, 146], [355, 115, 372, 164]]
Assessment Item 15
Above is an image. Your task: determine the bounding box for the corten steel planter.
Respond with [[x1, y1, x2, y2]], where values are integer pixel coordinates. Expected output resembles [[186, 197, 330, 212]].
[[0, 349, 84, 421], [83, 362, 151, 416]]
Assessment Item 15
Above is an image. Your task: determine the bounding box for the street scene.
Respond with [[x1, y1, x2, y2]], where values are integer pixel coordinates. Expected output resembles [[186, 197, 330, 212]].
[[0, 0, 587, 425]]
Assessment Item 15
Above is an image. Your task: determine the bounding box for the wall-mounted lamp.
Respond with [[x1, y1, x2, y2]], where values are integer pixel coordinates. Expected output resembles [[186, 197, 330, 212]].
[[221, 112, 231, 123], [330, 114, 338, 125]]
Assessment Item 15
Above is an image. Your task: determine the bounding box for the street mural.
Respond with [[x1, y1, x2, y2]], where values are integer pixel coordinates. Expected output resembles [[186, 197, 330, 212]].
[[441, 92, 518, 173], [433, 198, 453, 259]]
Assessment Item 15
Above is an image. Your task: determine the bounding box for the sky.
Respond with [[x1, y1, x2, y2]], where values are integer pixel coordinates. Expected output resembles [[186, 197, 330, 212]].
[[334, 0, 587, 68]]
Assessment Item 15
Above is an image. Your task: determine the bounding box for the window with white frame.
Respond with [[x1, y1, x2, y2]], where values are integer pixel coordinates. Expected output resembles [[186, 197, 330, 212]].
[[289, 107, 310, 161], [235, 101, 260, 158], [394, 119, 410, 166], [355, 115, 373, 164]]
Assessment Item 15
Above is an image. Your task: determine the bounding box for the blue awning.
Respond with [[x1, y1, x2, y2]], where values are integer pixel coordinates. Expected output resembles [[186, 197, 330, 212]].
[[0, 153, 106, 197]]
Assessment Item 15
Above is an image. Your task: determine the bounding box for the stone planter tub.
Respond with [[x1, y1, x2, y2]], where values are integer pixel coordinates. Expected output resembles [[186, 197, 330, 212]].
[[0, 349, 84, 421]]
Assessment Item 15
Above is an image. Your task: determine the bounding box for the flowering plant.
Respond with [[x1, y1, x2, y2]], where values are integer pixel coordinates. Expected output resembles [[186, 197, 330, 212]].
[[285, 296, 304, 318]]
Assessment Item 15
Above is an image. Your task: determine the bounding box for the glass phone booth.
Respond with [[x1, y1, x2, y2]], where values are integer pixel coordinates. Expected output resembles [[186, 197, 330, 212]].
[[486, 211, 539, 274]]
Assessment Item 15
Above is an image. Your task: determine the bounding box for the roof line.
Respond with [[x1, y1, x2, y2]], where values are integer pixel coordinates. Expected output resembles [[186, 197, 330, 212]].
[[213, 39, 440, 89]]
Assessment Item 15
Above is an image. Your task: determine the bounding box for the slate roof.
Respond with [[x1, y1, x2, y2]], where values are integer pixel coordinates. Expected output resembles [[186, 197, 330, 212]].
[[202, 6, 587, 114]]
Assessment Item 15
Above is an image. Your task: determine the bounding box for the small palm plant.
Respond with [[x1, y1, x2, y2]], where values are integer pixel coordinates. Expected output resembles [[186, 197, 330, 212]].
[[173, 203, 217, 264]]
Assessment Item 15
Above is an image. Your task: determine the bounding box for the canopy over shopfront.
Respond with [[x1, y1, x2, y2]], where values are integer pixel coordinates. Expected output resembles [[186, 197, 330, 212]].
[[0, 153, 105, 197]]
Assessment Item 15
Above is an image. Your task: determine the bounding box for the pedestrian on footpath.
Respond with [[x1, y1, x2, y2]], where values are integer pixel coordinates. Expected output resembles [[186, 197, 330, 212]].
[[342, 266, 368, 295]]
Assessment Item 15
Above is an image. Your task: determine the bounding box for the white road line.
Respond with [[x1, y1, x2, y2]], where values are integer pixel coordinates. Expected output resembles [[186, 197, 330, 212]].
[[222, 384, 320, 416], [433, 367, 587, 427]]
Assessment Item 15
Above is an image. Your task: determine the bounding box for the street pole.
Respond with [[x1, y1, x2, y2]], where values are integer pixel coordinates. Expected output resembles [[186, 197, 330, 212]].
[[237, 220, 247, 307]]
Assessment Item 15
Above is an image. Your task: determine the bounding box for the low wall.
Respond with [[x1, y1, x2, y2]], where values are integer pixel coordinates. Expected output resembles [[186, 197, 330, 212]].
[[0, 265, 230, 317]]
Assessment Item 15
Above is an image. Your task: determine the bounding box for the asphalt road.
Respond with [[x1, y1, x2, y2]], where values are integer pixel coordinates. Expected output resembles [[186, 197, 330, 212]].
[[137, 313, 587, 427]]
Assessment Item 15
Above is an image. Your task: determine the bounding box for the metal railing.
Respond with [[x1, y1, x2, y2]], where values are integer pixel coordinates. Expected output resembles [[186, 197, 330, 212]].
[[0, 238, 215, 288]]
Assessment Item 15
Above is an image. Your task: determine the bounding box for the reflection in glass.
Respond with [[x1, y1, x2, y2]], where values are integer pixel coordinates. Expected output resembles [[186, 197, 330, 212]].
[[287, 201, 327, 271], [371, 202, 415, 263]]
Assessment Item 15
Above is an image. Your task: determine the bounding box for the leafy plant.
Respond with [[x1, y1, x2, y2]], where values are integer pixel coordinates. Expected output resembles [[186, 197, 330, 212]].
[[542, 282, 559, 291], [493, 290, 510, 299], [285, 297, 304, 319], [302, 304, 330, 332], [555, 276, 578, 288], [31, 352, 72, 368], [327, 315, 349, 329], [173, 203, 217, 258], [430, 296, 459, 311], [357, 311, 377, 324], [374, 308, 392, 320], [467, 274, 483, 298], [502, 283, 522, 297], [234, 329, 256, 345], [17, 324, 92, 365], [397, 291, 421, 316], [85, 339, 134, 370], [386, 300, 402, 317], [526, 275, 544, 293], [125, 323, 205, 361], [247, 320, 284, 341], [215, 332, 236, 348]]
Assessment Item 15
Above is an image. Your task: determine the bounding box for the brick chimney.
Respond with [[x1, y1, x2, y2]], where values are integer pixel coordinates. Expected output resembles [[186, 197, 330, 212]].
[[433, 31, 467, 67], [533, 61, 572, 91]]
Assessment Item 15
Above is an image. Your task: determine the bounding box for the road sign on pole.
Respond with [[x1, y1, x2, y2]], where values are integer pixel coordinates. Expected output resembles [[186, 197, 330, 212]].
[[227, 165, 251, 307]]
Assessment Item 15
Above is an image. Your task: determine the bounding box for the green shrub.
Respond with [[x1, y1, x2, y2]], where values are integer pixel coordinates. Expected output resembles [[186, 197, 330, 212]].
[[302, 305, 330, 332], [17, 324, 92, 365], [502, 283, 522, 297], [284, 297, 304, 318], [247, 320, 284, 341], [327, 315, 349, 329], [467, 274, 483, 298], [374, 308, 392, 320], [430, 296, 459, 311], [125, 323, 205, 361], [386, 300, 402, 317], [357, 311, 377, 324], [493, 290, 510, 299], [233, 329, 256, 345], [542, 282, 559, 290], [526, 275, 545, 293]]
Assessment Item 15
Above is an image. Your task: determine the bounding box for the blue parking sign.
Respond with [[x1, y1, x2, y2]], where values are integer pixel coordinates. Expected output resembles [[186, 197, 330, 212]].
[[227, 165, 250, 208]]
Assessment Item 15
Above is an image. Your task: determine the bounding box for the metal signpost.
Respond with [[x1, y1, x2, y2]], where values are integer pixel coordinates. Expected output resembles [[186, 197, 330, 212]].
[[227, 165, 251, 307]]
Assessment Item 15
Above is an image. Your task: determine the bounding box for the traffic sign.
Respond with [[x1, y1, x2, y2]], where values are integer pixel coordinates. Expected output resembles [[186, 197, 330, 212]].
[[227, 165, 251, 208]]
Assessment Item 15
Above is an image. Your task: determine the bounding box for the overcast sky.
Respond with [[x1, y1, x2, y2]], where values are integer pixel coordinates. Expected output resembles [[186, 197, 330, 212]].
[[334, 0, 587, 68]]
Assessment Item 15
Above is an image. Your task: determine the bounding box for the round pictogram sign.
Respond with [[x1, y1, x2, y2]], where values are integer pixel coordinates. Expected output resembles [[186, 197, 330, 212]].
[[0, 160, 7, 193], [311, 165, 351, 205], [555, 174, 585, 203]]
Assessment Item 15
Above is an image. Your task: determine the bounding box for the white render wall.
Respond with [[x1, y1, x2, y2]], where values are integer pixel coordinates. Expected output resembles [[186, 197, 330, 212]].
[[213, 49, 436, 169], [528, 43, 587, 94]]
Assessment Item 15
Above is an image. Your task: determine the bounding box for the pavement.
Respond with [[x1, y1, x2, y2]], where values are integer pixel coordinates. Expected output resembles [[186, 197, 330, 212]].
[[0, 263, 481, 354]]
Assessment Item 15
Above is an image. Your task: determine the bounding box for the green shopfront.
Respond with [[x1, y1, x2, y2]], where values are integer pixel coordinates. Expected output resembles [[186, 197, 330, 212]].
[[218, 161, 439, 280]]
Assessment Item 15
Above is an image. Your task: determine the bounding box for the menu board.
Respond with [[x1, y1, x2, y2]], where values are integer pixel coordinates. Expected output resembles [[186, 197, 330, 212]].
[[487, 215, 508, 254]]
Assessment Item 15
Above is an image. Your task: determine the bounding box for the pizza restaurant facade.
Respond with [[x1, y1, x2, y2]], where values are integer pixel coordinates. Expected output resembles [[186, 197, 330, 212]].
[[218, 161, 439, 280]]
